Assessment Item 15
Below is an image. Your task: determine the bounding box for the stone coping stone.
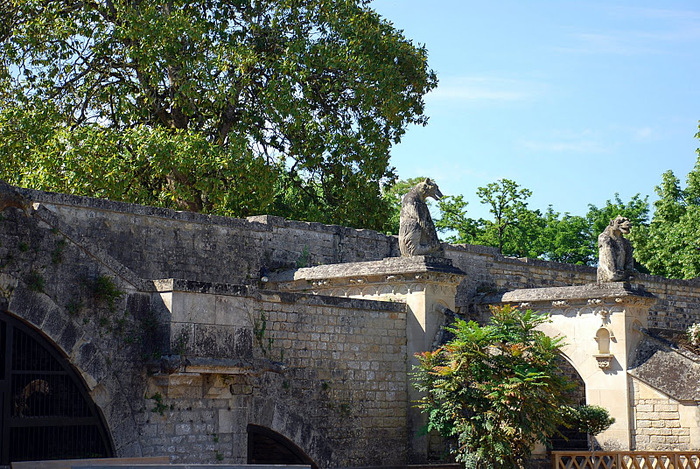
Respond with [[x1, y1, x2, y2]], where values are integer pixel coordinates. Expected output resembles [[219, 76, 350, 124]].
[[80, 466, 311, 469], [17, 184, 387, 240], [268, 256, 466, 284], [629, 329, 700, 402], [152, 278, 405, 312], [10, 457, 169, 469], [479, 282, 656, 305]]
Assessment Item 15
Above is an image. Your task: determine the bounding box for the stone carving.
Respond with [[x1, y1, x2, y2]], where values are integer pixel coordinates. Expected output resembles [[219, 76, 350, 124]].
[[597, 216, 635, 282], [399, 178, 443, 257], [0, 180, 31, 216]]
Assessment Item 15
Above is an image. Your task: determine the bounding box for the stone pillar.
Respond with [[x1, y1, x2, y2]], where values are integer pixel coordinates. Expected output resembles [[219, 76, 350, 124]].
[[482, 283, 656, 450], [266, 256, 467, 462]]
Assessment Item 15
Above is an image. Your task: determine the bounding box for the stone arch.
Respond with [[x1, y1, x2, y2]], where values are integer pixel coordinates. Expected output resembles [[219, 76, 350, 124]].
[[247, 424, 317, 469], [558, 352, 587, 406], [250, 399, 331, 468], [550, 352, 588, 450], [0, 310, 113, 464], [1, 274, 143, 458]]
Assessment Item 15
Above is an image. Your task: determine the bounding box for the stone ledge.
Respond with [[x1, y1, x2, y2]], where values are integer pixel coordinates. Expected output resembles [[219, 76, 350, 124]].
[[478, 282, 656, 305], [150, 355, 284, 376], [153, 278, 406, 312], [267, 256, 466, 284]]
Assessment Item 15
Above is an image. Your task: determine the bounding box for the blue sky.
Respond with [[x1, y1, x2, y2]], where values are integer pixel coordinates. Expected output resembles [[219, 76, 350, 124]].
[[371, 0, 700, 220]]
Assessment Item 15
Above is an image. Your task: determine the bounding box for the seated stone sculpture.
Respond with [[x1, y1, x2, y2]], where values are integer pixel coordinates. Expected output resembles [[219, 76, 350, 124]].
[[597, 215, 635, 282], [399, 178, 444, 257]]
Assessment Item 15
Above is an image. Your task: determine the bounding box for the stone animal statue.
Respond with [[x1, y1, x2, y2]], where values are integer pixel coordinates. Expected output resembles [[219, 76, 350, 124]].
[[597, 215, 635, 282], [399, 178, 444, 257], [0, 180, 31, 216]]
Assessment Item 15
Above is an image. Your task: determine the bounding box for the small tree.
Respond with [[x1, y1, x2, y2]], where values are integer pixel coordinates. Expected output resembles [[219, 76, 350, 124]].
[[565, 404, 615, 451], [413, 305, 575, 469]]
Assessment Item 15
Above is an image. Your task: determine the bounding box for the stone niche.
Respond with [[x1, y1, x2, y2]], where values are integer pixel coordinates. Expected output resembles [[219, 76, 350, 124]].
[[480, 282, 657, 451]]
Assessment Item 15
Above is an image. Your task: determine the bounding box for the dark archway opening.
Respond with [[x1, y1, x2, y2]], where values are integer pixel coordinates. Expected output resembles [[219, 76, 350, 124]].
[[0, 312, 113, 465], [247, 424, 317, 469], [550, 354, 588, 451]]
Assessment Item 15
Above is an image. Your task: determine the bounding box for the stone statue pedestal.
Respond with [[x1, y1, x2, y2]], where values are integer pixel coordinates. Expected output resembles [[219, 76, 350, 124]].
[[267, 255, 467, 461], [481, 282, 657, 450]]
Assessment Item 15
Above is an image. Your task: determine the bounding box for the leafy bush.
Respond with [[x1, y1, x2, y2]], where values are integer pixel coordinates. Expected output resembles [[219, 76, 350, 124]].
[[564, 404, 615, 450], [413, 305, 575, 469]]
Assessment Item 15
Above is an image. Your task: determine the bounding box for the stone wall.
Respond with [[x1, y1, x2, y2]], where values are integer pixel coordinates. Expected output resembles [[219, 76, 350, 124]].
[[28, 189, 397, 287], [630, 378, 694, 450], [139, 288, 408, 466], [4, 186, 700, 465], [23, 187, 700, 332], [0, 195, 407, 468], [446, 244, 700, 331]]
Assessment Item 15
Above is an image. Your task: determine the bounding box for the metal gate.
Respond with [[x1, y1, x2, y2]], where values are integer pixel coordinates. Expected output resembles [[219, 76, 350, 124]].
[[0, 312, 113, 465]]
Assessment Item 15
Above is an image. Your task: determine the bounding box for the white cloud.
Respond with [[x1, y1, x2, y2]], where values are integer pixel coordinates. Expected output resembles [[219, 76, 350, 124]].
[[554, 32, 663, 56], [519, 129, 613, 154], [555, 5, 700, 56], [631, 126, 655, 142], [428, 76, 544, 102]]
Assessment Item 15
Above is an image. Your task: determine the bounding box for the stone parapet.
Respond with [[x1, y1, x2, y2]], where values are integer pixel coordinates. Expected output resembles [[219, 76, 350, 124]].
[[478, 283, 658, 451]]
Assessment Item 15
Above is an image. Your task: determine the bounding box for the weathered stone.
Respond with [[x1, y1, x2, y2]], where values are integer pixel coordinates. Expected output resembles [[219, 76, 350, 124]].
[[629, 330, 700, 402], [4, 182, 700, 465], [597, 215, 636, 282], [398, 178, 444, 257]]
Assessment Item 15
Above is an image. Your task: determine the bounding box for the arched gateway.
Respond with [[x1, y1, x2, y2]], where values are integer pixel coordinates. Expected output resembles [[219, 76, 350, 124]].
[[0, 312, 113, 465]]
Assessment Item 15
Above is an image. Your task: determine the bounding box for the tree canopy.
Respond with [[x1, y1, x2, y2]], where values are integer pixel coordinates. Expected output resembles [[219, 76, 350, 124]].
[[429, 178, 649, 265], [633, 129, 700, 279], [0, 0, 437, 230]]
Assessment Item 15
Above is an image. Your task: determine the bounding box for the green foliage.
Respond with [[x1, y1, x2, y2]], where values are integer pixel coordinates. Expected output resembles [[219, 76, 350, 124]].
[[91, 275, 123, 311], [413, 305, 575, 469], [475, 179, 540, 256], [51, 239, 67, 264], [0, 0, 437, 231], [435, 178, 649, 266], [565, 405, 615, 438], [436, 194, 481, 244], [586, 193, 650, 242], [435, 179, 545, 257], [538, 208, 592, 265], [296, 246, 310, 268], [632, 129, 700, 279], [65, 298, 83, 316], [147, 392, 168, 416], [253, 311, 277, 358]]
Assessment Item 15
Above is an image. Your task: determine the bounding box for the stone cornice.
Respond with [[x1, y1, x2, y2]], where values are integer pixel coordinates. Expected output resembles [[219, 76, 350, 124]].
[[267, 255, 466, 288], [479, 282, 656, 308]]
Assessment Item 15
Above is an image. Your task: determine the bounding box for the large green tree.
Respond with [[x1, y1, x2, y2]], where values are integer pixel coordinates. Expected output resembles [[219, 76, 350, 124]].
[[0, 0, 436, 229], [633, 128, 700, 279], [475, 179, 540, 256]]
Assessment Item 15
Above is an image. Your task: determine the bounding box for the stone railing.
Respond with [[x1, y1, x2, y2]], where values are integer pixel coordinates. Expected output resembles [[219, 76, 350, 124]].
[[552, 451, 700, 468]]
